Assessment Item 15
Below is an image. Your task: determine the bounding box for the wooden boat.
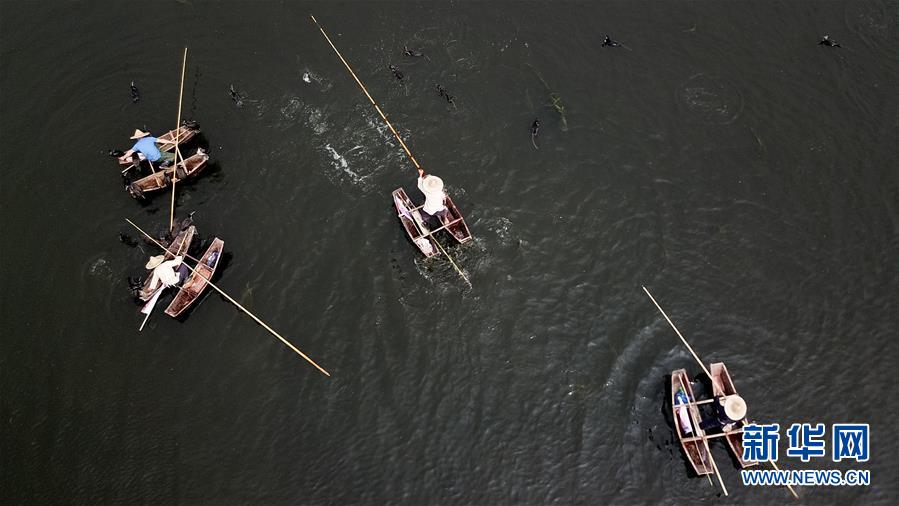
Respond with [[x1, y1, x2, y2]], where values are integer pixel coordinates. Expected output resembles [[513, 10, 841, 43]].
[[392, 188, 473, 257], [710, 362, 758, 468], [126, 148, 210, 199], [165, 238, 223, 317], [671, 369, 714, 476], [117, 121, 201, 166], [137, 225, 196, 301]]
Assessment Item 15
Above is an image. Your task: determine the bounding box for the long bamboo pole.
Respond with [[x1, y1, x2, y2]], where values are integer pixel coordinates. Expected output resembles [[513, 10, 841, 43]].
[[169, 47, 188, 232], [702, 439, 729, 496], [642, 285, 713, 379], [310, 15, 470, 287], [126, 219, 331, 377], [769, 460, 800, 500], [432, 234, 471, 288], [744, 416, 799, 500], [310, 15, 423, 175]]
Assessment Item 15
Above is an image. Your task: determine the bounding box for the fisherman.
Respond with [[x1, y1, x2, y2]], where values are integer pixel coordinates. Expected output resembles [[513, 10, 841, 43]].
[[417, 173, 450, 227], [117, 129, 177, 167], [700, 394, 747, 432], [144, 254, 184, 292]]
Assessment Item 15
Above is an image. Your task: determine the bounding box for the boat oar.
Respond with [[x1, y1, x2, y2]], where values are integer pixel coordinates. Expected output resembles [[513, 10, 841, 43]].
[[169, 47, 188, 232], [139, 286, 165, 331], [642, 285, 712, 379], [310, 15, 471, 288], [126, 219, 331, 377]]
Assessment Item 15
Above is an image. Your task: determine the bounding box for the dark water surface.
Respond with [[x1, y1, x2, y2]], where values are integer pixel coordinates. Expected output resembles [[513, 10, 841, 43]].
[[2, 1, 898, 504]]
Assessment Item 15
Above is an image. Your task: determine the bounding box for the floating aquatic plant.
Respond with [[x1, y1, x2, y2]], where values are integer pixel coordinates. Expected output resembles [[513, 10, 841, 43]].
[[528, 64, 568, 131]]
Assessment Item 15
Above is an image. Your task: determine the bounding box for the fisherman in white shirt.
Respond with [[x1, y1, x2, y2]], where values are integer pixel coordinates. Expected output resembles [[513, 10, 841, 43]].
[[144, 254, 185, 291], [417, 173, 450, 227]]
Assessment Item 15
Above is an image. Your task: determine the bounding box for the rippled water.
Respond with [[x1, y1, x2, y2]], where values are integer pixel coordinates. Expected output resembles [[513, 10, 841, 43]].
[[2, 1, 897, 504]]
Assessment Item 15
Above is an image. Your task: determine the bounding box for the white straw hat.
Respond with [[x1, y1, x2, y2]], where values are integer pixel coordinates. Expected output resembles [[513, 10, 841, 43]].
[[422, 175, 444, 193], [724, 395, 747, 421], [145, 255, 165, 269], [130, 129, 150, 139]]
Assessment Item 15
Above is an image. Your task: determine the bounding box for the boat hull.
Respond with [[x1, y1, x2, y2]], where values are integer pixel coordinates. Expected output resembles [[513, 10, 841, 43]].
[[165, 238, 223, 317], [127, 149, 209, 199], [391, 187, 472, 257], [672, 369, 713, 476], [710, 362, 758, 468]]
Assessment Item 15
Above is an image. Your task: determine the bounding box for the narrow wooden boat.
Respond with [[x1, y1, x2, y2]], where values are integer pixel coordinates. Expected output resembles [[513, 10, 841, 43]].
[[117, 120, 201, 166], [392, 188, 473, 257], [671, 369, 713, 476], [126, 148, 210, 199], [138, 225, 196, 301], [393, 188, 439, 257], [710, 362, 757, 468], [165, 238, 223, 317]]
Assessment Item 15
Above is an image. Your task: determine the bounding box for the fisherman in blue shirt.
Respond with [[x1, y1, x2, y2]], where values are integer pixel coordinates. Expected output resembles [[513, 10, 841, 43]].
[[117, 129, 177, 166]]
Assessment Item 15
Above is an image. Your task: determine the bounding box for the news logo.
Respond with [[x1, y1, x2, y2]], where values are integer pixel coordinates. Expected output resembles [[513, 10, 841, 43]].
[[740, 423, 871, 488]]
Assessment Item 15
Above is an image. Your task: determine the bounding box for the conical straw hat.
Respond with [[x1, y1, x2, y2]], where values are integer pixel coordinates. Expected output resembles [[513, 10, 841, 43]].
[[145, 255, 165, 269], [724, 395, 747, 420]]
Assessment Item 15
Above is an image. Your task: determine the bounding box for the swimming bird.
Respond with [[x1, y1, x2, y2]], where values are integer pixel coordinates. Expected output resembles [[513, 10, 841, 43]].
[[172, 211, 196, 235], [436, 84, 456, 108], [130, 81, 140, 103], [229, 84, 243, 107], [127, 276, 144, 295], [819, 35, 841, 47], [602, 35, 620, 47], [119, 233, 139, 247], [389, 64, 405, 81], [403, 45, 424, 58], [531, 118, 541, 149]]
